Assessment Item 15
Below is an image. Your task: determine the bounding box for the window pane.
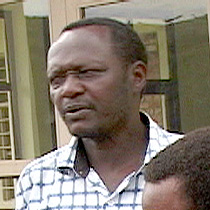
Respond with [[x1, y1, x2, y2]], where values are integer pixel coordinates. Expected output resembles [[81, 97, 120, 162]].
[[0, 91, 14, 209], [0, 91, 14, 161], [0, 177, 16, 210], [0, 18, 9, 84], [0, 55, 7, 83]]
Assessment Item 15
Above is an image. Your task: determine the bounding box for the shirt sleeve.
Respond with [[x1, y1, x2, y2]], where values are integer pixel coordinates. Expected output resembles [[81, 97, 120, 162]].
[[15, 167, 32, 210]]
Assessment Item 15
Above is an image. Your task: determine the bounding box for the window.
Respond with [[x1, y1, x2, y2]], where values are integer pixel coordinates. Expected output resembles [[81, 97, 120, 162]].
[[0, 1, 54, 209]]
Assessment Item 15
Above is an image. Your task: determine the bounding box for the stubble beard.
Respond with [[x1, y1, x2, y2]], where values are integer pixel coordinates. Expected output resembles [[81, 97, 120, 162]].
[[66, 105, 130, 143]]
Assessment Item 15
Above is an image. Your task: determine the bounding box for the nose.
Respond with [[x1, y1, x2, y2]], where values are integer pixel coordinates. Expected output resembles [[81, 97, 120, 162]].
[[60, 74, 85, 98]]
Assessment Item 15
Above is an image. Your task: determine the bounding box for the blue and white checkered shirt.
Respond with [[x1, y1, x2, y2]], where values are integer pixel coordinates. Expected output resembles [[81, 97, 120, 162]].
[[16, 113, 182, 210]]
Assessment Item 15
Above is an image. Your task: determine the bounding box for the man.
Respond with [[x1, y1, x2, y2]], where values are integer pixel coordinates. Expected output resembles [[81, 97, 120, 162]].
[[16, 18, 182, 210], [142, 127, 210, 210]]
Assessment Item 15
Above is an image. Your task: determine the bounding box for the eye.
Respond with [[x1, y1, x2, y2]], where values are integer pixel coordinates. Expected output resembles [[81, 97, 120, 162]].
[[78, 68, 106, 78], [79, 69, 89, 74], [50, 76, 65, 89]]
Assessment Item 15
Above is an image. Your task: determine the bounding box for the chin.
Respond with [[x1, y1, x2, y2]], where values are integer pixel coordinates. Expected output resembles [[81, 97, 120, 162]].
[[72, 131, 100, 139], [68, 124, 97, 138], [66, 120, 109, 139]]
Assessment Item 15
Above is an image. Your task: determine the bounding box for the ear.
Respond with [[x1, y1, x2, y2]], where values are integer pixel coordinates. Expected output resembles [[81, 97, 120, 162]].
[[130, 61, 147, 93]]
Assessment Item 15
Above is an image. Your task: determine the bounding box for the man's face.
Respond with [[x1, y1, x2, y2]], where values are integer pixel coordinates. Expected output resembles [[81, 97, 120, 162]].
[[47, 26, 136, 138], [142, 177, 194, 210]]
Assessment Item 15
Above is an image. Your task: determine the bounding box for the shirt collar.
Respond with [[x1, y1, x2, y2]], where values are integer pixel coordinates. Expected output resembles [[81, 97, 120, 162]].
[[73, 138, 90, 177], [57, 112, 150, 178]]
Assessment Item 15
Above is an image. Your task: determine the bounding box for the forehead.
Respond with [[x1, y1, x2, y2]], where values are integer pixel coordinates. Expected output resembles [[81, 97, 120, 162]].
[[75, 24, 112, 38], [48, 25, 113, 58], [55, 25, 111, 46], [47, 24, 124, 75], [142, 177, 190, 210]]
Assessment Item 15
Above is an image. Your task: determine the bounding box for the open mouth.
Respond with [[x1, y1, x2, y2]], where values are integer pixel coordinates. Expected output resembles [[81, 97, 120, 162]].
[[68, 107, 85, 113], [64, 105, 90, 114]]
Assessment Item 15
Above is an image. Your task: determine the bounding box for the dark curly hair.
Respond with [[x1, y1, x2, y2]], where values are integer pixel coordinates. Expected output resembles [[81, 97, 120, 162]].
[[61, 17, 147, 66], [143, 126, 210, 210]]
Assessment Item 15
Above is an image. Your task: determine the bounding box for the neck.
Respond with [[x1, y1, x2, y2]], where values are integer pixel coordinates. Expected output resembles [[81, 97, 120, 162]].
[[81, 118, 148, 192]]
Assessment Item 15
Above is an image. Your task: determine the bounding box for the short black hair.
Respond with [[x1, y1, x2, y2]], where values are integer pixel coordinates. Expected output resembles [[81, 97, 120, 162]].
[[62, 17, 147, 66], [143, 127, 210, 210]]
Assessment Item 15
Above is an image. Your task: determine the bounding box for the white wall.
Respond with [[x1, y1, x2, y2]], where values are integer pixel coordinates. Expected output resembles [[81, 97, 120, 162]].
[[23, 0, 49, 16]]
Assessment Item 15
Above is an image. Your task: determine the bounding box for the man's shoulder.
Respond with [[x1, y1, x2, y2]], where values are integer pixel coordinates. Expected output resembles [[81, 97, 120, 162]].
[[144, 113, 183, 163], [20, 140, 76, 178], [147, 113, 183, 142], [15, 139, 78, 210]]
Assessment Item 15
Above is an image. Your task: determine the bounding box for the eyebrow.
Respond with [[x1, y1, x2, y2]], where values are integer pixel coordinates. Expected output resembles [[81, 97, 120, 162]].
[[47, 64, 82, 77], [47, 58, 108, 80]]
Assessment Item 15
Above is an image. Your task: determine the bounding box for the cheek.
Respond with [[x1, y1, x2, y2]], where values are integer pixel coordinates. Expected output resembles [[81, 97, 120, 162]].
[[142, 185, 161, 210], [90, 78, 129, 100], [142, 192, 150, 210], [85, 82, 114, 103], [50, 88, 61, 108], [50, 90, 55, 103], [91, 87, 126, 110]]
